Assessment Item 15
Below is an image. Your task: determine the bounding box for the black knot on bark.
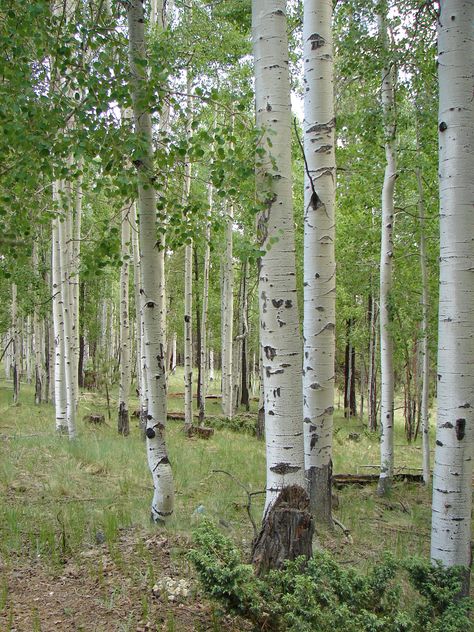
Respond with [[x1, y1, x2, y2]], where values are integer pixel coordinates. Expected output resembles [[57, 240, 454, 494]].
[[146, 428, 156, 439], [439, 121, 447, 132]]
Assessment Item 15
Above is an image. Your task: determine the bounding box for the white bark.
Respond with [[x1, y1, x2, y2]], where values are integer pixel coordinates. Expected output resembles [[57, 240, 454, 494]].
[[58, 182, 77, 439], [198, 181, 212, 422], [183, 81, 193, 431], [253, 0, 304, 511], [431, 0, 474, 587], [302, 0, 336, 524], [221, 202, 234, 419], [377, 11, 397, 496], [127, 0, 174, 521], [52, 209, 67, 433], [208, 348, 214, 381], [118, 204, 131, 436], [132, 202, 147, 422], [11, 284, 20, 404], [33, 243, 44, 405]]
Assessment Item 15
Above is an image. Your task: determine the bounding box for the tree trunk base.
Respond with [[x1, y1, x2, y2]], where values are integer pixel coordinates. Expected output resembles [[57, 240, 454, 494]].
[[118, 403, 130, 436], [307, 463, 333, 528], [251, 485, 313, 576]]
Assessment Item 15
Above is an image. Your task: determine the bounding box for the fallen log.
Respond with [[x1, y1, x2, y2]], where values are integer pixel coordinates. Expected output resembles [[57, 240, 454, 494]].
[[333, 473, 424, 488], [83, 414, 105, 425]]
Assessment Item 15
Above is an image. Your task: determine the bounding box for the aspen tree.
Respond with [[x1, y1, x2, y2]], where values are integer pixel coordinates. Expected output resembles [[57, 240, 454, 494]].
[[118, 204, 131, 436], [183, 76, 193, 432], [198, 179, 213, 424], [377, 7, 397, 496], [11, 284, 20, 404], [431, 0, 474, 595], [221, 200, 234, 419], [127, 0, 174, 521], [302, 0, 336, 525], [252, 0, 304, 510]]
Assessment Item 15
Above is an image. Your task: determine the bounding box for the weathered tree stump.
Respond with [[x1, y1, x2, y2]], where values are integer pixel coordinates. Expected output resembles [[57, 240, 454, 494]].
[[184, 425, 214, 439], [83, 413, 105, 425], [251, 485, 313, 576]]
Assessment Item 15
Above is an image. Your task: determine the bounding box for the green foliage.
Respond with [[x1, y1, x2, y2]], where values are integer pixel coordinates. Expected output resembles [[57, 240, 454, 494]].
[[190, 521, 472, 632]]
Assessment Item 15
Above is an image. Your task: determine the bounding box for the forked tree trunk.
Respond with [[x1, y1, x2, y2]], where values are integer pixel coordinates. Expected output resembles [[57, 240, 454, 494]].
[[430, 0, 473, 595], [127, 0, 174, 522], [253, 0, 304, 511], [118, 204, 131, 436], [377, 10, 397, 496]]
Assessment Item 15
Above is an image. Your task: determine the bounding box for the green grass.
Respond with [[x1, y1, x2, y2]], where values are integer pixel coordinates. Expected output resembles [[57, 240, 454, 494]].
[[0, 370, 437, 572]]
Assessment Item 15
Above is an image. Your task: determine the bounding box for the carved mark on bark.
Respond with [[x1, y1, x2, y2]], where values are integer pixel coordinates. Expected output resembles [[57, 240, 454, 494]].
[[272, 299, 284, 308]]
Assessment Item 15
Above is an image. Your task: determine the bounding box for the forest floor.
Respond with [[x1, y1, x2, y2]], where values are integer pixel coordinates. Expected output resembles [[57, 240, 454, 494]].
[[0, 372, 452, 631]]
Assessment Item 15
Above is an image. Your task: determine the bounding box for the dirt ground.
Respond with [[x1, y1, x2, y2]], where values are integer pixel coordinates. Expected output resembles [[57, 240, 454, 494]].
[[0, 529, 251, 632]]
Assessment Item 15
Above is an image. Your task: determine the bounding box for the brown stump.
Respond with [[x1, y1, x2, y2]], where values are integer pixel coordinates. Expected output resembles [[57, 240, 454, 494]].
[[251, 485, 314, 576]]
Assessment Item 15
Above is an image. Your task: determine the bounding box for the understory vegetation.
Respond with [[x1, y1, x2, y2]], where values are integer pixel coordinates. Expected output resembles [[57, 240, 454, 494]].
[[2, 376, 469, 630]]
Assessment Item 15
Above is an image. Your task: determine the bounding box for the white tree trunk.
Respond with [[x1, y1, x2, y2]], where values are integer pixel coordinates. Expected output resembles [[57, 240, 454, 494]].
[[58, 182, 77, 439], [221, 202, 234, 419], [430, 0, 474, 593], [302, 0, 336, 525], [171, 332, 177, 373], [183, 83, 193, 431], [253, 0, 304, 511], [132, 202, 147, 424], [33, 243, 44, 405], [198, 181, 212, 423], [208, 348, 214, 382], [127, 0, 174, 522], [11, 284, 20, 404], [377, 11, 397, 496], [118, 204, 131, 436], [52, 211, 67, 434]]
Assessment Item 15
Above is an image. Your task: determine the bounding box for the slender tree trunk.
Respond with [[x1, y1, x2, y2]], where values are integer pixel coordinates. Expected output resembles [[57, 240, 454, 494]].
[[32, 244, 43, 405], [377, 10, 397, 496], [127, 0, 174, 521], [253, 0, 304, 511], [58, 182, 77, 439], [415, 126, 431, 484], [131, 202, 147, 427], [221, 201, 234, 419], [118, 204, 131, 436], [367, 294, 378, 432], [11, 284, 20, 405], [52, 213, 67, 433], [240, 260, 250, 411], [183, 105, 193, 432], [430, 0, 473, 594], [198, 183, 212, 424], [194, 247, 202, 416]]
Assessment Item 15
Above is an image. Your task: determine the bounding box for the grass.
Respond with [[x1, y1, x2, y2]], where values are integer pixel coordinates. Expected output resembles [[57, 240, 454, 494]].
[[0, 368, 438, 574]]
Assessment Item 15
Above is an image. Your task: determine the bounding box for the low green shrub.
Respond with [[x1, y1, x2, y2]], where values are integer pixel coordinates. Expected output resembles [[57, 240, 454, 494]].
[[189, 520, 472, 632]]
